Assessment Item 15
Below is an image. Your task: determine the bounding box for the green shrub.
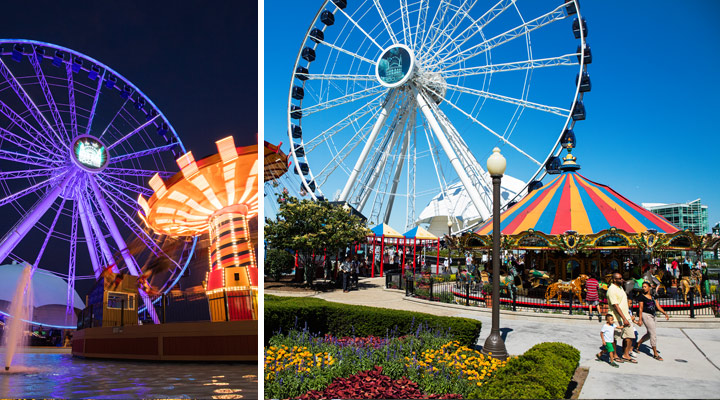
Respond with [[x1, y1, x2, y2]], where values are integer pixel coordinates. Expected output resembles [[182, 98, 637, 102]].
[[265, 295, 482, 346], [476, 342, 579, 399], [264, 249, 295, 281]]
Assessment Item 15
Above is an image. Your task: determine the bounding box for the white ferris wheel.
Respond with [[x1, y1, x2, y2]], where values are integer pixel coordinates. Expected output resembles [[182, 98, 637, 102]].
[[285, 0, 591, 231]]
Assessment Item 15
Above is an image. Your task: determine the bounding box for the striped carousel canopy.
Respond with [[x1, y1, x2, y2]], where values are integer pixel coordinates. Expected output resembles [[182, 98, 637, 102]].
[[369, 223, 404, 238], [403, 226, 438, 240], [475, 171, 679, 236]]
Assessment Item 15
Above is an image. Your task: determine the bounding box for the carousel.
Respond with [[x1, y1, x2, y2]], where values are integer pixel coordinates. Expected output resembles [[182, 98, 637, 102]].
[[457, 141, 718, 307]]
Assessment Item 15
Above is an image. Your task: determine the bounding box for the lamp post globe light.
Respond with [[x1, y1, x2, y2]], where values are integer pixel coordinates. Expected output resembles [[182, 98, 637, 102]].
[[482, 147, 509, 360]]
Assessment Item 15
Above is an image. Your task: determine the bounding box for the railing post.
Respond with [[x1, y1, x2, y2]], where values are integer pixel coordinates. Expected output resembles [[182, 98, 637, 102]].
[[690, 290, 695, 319], [465, 281, 470, 306], [121, 299, 125, 327], [386, 273, 390, 288], [430, 278, 434, 301], [405, 276, 410, 297], [569, 293, 573, 315], [512, 292, 517, 312], [89, 303, 94, 328]]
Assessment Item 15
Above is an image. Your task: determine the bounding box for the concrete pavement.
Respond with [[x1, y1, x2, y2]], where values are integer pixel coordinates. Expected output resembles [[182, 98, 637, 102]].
[[266, 277, 720, 399]]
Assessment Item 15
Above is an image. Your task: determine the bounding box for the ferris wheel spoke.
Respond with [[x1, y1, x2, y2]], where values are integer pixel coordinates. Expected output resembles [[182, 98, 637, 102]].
[[383, 114, 411, 224], [300, 85, 384, 117], [0, 99, 61, 155], [399, 0, 412, 45], [417, 0, 450, 55], [373, 0, 400, 45], [420, 0, 480, 59], [65, 63, 79, 138], [0, 58, 68, 150], [433, 4, 566, 70], [304, 73, 376, 82], [0, 148, 60, 168], [317, 39, 377, 66], [27, 50, 71, 143], [99, 174, 154, 197], [66, 201, 79, 315], [104, 168, 174, 178], [412, 0, 429, 50], [304, 92, 384, 151], [30, 197, 67, 275], [106, 114, 160, 150], [445, 82, 569, 117], [0, 174, 60, 207], [442, 54, 579, 79], [0, 168, 56, 181], [97, 98, 131, 140], [429, 0, 514, 62], [85, 70, 106, 137], [335, 7, 384, 51], [0, 126, 56, 158], [77, 194, 104, 277], [425, 85, 542, 166], [109, 142, 179, 165]]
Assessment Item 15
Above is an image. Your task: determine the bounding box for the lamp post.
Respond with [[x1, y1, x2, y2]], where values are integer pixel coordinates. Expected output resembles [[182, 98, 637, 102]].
[[447, 218, 453, 273], [482, 147, 508, 360]]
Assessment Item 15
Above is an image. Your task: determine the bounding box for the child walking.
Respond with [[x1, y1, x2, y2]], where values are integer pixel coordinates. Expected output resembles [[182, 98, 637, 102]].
[[597, 314, 620, 367]]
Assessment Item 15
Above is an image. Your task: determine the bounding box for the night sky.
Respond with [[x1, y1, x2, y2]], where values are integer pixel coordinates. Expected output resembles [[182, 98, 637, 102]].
[[4, 1, 258, 157], [1, 1, 258, 298]]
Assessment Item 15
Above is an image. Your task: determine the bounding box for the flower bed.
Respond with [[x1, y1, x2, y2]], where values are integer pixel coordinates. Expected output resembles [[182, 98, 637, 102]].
[[265, 326, 508, 399]]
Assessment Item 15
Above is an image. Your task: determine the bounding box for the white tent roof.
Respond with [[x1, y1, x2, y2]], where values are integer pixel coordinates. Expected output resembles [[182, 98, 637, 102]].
[[0, 262, 84, 308], [417, 174, 526, 227]]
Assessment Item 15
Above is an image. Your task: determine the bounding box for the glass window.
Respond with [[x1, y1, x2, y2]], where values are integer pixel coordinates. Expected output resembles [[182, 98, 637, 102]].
[[107, 292, 135, 309]]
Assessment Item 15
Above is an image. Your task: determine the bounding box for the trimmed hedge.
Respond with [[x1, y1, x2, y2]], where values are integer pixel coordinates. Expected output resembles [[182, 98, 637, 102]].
[[476, 342, 580, 399], [265, 295, 482, 347]]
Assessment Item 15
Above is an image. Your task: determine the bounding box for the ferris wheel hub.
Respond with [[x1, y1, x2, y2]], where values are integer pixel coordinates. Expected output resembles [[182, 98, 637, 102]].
[[375, 44, 415, 88], [70, 135, 109, 173]]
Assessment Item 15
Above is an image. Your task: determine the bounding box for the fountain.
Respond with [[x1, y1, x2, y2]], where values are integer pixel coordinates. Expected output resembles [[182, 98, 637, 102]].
[[3, 264, 34, 371]]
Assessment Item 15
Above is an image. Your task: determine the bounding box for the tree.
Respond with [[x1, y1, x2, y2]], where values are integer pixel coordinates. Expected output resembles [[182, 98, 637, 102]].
[[265, 248, 295, 281], [265, 191, 368, 284]]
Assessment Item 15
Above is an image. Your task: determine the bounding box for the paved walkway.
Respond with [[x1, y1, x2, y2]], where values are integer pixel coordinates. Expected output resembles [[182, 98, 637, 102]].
[[267, 277, 720, 399]]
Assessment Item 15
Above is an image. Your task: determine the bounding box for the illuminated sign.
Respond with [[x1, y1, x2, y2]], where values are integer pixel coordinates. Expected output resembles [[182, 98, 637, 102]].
[[71, 135, 109, 172], [376, 44, 415, 88]]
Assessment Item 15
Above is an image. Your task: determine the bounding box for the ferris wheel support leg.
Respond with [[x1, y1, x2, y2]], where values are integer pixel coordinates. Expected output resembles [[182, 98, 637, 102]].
[[88, 177, 160, 324], [0, 171, 74, 264], [383, 116, 411, 224], [77, 196, 104, 279], [412, 86, 488, 219], [338, 92, 395, 203], [80, 194, 119, 274]]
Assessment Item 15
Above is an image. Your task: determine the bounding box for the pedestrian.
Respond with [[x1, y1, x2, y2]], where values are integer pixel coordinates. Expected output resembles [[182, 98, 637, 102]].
[[341, 256, 352, 293], [586, 273, 601, 322], [597, 313, 620, 368], [607, 272, 637, 363], [635, 281, 669, 360], [671, 258, 679, 279]]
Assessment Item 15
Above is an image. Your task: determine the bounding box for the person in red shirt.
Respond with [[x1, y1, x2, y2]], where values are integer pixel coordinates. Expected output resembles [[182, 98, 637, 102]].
[[585, 273, 601, 322]]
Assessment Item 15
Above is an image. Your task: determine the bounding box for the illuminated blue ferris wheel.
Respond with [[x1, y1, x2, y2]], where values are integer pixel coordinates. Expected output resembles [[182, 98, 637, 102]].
[[0, 40, 196, 325]]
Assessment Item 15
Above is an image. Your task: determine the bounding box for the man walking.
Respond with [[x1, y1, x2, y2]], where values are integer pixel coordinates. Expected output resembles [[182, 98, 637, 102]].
[[341, 256, 352, 293], [608, 272, 637, 363]]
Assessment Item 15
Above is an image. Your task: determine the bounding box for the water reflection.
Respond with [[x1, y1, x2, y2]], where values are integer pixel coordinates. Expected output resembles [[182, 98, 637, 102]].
[[0, 352, 256, 399]]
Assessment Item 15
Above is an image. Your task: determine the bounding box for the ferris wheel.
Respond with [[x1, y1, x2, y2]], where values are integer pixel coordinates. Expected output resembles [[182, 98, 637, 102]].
[[286, 0, 591, 230], [0, 40, 196, 324]]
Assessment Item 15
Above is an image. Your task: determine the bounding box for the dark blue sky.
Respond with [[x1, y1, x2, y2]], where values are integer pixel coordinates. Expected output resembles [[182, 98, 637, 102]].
[[4, 1, 258, 158], [264, 0, 720, 229]]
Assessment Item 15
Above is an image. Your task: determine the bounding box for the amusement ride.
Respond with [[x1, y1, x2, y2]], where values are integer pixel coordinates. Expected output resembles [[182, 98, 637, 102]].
[[279, 0, 591, 232], [0, 40, 195, 325]]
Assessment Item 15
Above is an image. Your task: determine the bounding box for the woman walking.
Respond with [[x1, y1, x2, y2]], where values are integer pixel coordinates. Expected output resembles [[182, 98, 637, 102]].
[[585, 273, 601, 321], [636, 281, 669, 360]]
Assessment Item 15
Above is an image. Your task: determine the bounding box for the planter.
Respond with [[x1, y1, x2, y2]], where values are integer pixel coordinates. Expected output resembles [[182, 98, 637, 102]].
[[484, 295, 492, 308]]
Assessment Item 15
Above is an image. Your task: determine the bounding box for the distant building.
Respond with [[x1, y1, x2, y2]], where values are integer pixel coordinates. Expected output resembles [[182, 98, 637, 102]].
[[642, 199, 709, 235]]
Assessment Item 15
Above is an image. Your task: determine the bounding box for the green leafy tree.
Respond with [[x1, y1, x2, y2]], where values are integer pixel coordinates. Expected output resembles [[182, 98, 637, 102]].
[[265, 192, 368, 284], [265, 248, 295, 281]]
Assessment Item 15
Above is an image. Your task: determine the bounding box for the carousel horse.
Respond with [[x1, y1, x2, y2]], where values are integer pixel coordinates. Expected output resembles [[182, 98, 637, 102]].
[[651, 270, 667, 296], [679, 269, 703, 303], [545, 274, 589, 305], [528, 268, 553, 288], [497, 266, 518, 301]]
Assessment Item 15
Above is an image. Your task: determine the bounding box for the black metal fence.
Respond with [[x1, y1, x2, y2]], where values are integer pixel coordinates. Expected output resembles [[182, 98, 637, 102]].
[[386, 272, 720, 318]]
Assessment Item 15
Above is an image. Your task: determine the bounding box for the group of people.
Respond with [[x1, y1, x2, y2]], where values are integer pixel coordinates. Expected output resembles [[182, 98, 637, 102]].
[[339, 256, 361, 292], [596, 272, 670, 367]]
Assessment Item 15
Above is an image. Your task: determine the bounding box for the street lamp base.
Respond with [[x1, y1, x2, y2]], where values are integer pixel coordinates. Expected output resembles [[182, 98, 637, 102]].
[[481, 331, 508, 361]]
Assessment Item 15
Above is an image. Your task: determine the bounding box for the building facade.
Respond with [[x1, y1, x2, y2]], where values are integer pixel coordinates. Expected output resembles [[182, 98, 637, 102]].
[[642, 199, 709, 235]]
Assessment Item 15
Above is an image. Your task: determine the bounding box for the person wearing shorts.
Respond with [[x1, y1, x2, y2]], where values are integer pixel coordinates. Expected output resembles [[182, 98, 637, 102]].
[[608, 272, 637, 363], [597, 314, 620, 367]]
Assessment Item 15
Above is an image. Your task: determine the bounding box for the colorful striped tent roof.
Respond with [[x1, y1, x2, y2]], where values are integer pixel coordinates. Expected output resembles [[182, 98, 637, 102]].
[[403, 226, 438, 240], [475, 171, 679, 236], [369, 223, 404, 238]]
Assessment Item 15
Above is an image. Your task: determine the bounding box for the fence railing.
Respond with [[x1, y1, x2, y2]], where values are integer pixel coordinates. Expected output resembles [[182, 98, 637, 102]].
[[386, 272, 720, 318]]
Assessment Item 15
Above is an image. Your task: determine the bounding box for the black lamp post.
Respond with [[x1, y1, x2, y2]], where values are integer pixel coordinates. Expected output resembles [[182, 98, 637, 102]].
[[481, 147, 508, 360], [447, 219, 453, 271]]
